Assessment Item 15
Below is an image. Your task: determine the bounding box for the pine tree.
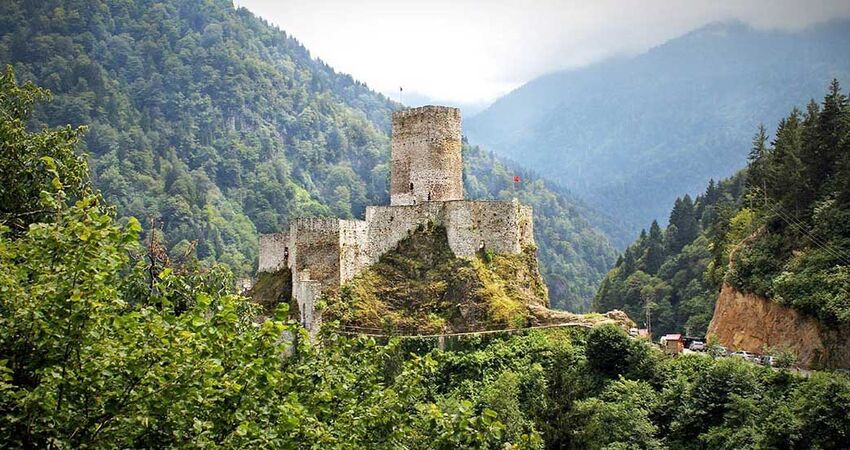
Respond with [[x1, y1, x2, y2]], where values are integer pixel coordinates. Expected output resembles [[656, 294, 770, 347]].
[[668, 194, 698, 253], [747, 124, 770, 195], [770, 108, 806, 215], [811, 80, 849, 192], [643, 220, 666, 275]]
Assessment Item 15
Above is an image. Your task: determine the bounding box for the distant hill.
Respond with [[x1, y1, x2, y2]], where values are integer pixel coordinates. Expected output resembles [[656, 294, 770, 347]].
[[466, 20, 850, 235], [0, 0, 616, 311]]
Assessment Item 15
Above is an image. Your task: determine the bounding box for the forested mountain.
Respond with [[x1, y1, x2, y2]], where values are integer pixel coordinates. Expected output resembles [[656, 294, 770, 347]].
[[0, 0, 616, 311], [4, 14, 850, 450], [466, 21, 850, 236], [594, 174, 747, 337], [595, 81, 850, 337]]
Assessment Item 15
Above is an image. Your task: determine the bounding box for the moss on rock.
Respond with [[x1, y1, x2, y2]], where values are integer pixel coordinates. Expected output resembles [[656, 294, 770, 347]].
[[249, 266, 295, 318], [323, 224, 549, 333]]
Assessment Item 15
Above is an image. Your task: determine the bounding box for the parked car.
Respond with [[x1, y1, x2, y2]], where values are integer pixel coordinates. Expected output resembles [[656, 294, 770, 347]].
[[731, 351, 756, 361], [759, 355, 776, 366], [689, 341, 706, 351], [708, 345, 728, 357]]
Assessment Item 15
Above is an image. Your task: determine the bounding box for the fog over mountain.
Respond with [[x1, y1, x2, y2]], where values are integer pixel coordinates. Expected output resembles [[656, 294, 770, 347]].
[[466, 20, 850, 235]]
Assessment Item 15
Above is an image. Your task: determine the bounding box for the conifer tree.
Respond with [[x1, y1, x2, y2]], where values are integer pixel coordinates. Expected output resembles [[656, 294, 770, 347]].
[[643, 220, 666, 275], [668, 194, 698, 253], [746, 124, 770, 195]]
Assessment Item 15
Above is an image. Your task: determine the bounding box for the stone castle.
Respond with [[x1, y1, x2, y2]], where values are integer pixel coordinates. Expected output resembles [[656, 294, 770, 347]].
[[257, 106, 535, 331]]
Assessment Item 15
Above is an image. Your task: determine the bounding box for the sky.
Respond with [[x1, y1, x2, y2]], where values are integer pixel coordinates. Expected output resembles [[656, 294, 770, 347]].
[[237, 0, 850, 113]]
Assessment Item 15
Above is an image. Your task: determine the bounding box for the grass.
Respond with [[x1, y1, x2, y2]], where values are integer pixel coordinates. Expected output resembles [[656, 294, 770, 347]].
[[323, 224, 549, 333]]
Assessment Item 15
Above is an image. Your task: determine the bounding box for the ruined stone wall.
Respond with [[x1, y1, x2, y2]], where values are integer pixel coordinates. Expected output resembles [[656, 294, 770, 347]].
[[364, 200, 534, 262], [289, 218, 342, 290], [261, 200, 534, 333], [258, 232, 289, 273], [293, 277, 322, 330], [339, 219, 369, 283], [365, 202, 447, 263], [444, 200, 535, 257], [390, 106, 463, 206], [287, 218, 343, 332]]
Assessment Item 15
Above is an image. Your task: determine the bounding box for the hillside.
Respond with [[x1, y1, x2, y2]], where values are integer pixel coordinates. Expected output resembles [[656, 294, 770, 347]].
[[595, 81, 850, 361], [594, 174, 747, 337], [4, 39, 850, 450], [0, 0, 616, 311], [466, 20, 850, 234]]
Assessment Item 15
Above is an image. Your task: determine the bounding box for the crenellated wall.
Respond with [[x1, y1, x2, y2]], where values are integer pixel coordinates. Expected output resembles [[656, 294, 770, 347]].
[[257, 200, 535, 332], [256, 105, 535, 334], [390, 106, 463, 206]]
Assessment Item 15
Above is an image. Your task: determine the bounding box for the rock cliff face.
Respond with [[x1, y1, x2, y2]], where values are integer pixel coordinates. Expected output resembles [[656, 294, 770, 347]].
[[708, 283, 850, 368]]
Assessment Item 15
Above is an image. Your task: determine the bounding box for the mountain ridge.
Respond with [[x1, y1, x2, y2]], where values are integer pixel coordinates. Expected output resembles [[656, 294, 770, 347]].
[[0, 0, 616, 311], [466, 19, 850, 235]]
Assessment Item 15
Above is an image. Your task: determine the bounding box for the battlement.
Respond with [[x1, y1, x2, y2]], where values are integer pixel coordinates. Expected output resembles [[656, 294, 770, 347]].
[[391, 105, 461, 122], [256, 105, 536, 335], [391, 106, 463, 206], [290, 217, 342, 232]]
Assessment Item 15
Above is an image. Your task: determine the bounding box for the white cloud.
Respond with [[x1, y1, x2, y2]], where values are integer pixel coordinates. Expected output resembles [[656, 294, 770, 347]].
[[237, 0, 850, 106]]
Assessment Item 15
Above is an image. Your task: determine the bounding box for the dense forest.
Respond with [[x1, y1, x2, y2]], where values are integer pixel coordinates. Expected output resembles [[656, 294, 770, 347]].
[[0, 0, 616, 311], [467, 21, 850, 235], [3, 16, 850, 450], [595, 81, 850, 336]]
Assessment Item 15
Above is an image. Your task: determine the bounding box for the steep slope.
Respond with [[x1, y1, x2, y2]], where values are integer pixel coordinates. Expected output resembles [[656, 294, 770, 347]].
[[596, 82, 850, 368], [467, 21, 850, 233], [594, 173, 747, 337], [708, 283, 850, 369], [322, 222, 630, 333], [0, 0, 615, 311]]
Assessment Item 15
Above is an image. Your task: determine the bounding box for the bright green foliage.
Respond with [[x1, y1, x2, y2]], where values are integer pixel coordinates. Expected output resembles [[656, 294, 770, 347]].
[[570, 379, 663, 450], [0, 66, 91, 233], [726, 80, 850, 325], [597, 80, 850, 333]]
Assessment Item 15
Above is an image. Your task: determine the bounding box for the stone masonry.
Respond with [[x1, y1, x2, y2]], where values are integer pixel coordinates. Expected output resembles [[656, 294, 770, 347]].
[[258, 106, 535, 332]]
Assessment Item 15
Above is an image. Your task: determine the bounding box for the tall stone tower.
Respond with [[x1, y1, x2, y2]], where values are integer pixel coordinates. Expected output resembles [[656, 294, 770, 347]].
[[390, 106, 463, 206]]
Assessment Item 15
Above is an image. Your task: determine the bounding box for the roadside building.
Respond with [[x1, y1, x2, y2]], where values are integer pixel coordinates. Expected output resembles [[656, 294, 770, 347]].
[[661, 334, 684, 354]]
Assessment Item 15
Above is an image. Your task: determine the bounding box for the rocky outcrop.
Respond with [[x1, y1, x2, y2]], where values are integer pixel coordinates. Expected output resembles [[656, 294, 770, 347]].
[[527, 305, 635, 329], [708, 283, 850, 369]]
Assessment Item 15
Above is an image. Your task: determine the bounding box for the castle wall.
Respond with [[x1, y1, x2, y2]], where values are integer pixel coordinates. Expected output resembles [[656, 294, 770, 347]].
[[289, 218, 342, 289], [390, 106, 463, 206], [444, 200, 535, 257], [257, 105, 537, 336], [287, 218, 343, 332], [339, 219, 369, 283], [258, 232, 289, 273], [364, 200, 535, 262], [364, 202, 444, 263]]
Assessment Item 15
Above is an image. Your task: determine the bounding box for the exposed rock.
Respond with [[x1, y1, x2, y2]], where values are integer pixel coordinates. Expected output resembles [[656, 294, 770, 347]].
[[708, 283, 850, 369], [323, 223, 547, 333], [527, 304, 635, 329]]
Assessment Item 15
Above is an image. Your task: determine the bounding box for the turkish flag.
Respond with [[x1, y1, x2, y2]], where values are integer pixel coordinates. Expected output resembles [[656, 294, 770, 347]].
[[513, 175, 521, 183]]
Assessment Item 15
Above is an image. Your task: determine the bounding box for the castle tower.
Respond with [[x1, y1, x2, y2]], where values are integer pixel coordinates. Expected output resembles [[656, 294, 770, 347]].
[[390, 106, 463, 206]]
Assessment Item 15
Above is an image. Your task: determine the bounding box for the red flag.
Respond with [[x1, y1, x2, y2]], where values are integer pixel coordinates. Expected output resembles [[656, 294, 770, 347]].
[[513, 175, 521, 184]]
